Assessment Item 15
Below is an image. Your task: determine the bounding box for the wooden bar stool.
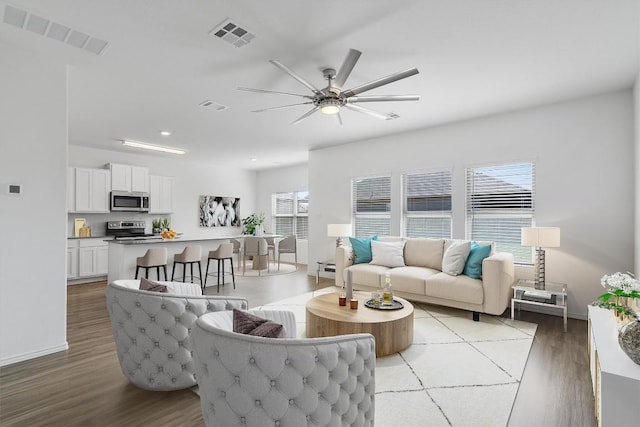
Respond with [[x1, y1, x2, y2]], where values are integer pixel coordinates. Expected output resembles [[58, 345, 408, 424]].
[[171, 245, 203, 284], [205, 243, 235, 293], [135, 248, 168, 280]]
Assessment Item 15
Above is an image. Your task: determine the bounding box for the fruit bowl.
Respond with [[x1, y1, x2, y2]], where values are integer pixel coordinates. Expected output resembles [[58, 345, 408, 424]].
[[161, 229, 178, 240]]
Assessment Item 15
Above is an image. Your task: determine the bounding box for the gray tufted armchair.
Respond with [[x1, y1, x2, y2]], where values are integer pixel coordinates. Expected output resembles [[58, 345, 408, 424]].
[[192, 309, 376, 427], [105, 279, 249, 391]]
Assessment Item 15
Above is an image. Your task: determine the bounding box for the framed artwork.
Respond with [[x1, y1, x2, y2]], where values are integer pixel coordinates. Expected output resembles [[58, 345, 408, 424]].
[[199, 196, 240, 227]]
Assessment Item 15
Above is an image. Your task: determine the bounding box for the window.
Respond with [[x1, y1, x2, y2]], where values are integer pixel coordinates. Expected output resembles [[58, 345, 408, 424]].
[[272, 191, 308, 239], [466, 162, 535, 263], [352, 176, 391, 237], [403, 169, 452, 238]]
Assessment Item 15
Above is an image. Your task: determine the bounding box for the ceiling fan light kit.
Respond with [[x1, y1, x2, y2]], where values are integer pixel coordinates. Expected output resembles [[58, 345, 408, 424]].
[[239, 48, 420, 124]]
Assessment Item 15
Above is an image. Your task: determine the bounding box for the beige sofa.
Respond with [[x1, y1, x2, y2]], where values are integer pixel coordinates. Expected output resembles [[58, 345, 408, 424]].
[[335, 237, 514, 320]]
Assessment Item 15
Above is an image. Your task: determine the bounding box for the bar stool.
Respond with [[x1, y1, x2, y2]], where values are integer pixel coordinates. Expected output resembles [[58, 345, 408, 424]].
[[205, 243, 235, 293], [171, 245, 203, 283], [230, 238, 242, 266], [135, 248, 168, 280]]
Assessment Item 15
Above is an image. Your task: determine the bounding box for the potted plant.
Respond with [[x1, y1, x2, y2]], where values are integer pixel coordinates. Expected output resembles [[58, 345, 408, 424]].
[[152, 218, 163, 235], [242, 212, 265, 235], [161, 218, 170, 230]]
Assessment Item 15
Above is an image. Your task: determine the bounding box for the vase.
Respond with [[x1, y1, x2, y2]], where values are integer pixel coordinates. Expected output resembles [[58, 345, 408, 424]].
[[618, 319, 640, 365]]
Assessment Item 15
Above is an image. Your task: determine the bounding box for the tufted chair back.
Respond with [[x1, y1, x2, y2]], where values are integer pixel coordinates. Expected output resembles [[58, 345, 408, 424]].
[[105, 279, 249, 391], [192, 310, 376, 427]]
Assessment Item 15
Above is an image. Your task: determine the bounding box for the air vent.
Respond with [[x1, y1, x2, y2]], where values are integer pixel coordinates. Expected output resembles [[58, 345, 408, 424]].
[[199, 100, 229, 111], [2, 5, 109, 55], [387, 113, 400, 120], [209, 18, 255, 48]]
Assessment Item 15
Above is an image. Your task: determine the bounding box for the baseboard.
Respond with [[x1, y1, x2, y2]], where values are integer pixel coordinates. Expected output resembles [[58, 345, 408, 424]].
[[0, 342, 69, 367]]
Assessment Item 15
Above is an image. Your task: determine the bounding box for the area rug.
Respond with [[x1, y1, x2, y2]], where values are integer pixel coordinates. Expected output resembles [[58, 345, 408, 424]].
[[255, 287, 537, 427], [238, 261, 297, 277]]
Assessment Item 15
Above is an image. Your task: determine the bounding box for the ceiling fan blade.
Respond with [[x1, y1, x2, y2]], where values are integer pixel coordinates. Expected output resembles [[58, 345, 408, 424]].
[[238, 87, 313, 99], [333, 49, 362, 91], [269, 60, 322, 95], [335, 112, 343, 126], [291, 106, 320, 125], [341, 67, 419, 98], [251, 102, 314, 113], [347, 95, 420, 103], [344, 104, 391, 120]]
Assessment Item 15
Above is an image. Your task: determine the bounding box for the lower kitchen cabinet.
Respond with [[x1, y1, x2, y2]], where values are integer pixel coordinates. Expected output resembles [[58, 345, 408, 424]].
[[67, 240, 79, 279], [68, 238, 109, 281]]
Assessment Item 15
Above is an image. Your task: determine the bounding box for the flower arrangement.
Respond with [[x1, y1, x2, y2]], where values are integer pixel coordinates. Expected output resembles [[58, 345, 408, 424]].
[[592, 272, 640, 316], [242, 212, 265, 235]]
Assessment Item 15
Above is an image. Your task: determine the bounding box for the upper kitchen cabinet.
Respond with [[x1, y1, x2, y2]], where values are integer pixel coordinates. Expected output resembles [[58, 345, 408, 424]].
[[149, 175, 175, 214], [109, 163, 149, 193], [73, 167, 110, 212]]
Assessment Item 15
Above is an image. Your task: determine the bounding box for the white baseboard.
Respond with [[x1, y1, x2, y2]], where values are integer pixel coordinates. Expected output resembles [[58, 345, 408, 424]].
[[0, 342, 69, 367]]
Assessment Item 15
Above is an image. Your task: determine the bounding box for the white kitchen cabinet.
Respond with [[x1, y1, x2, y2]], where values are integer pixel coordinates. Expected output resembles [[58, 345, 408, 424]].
[[149, 175, 175, 213], [588, 306, 640, 427], [110, 163, 149, 193], [74, 167, 110, 212], [77, 238, 109, 277], [67, 167, 76, 212], [67, 240, 79, 279]]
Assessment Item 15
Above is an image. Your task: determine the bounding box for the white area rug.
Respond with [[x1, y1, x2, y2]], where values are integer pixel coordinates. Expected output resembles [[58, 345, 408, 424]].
[[255, 287, 537, 427], [239, 261, 297, 277]]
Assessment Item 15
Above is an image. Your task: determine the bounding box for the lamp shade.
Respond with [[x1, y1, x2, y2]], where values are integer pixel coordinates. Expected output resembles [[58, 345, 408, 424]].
[[327, 224, 352, 237], [521, 227, 561, 248]]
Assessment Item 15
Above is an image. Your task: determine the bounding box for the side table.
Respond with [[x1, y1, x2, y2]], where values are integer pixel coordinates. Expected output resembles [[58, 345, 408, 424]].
[[511, 279, 567, 332], [316, 260, 336, 285]]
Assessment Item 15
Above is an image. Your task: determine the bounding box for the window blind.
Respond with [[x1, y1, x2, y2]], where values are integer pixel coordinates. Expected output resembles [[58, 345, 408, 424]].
[[403, 170, 452, 238], [352, 176, 391, 237], [466, 162, 535, 263], [272, 191, 308, 239]]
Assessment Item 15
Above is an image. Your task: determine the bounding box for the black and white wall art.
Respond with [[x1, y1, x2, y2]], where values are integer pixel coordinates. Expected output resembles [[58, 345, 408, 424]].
[[199, 196, 240, 227]]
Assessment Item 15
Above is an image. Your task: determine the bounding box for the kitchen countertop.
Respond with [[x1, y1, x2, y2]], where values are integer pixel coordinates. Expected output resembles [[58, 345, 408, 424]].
[[68, 235, 113, 240], [107, 235, 245, 245]]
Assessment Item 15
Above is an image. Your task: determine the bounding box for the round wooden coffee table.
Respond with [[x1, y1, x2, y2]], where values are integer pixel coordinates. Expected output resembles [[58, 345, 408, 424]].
[[306, 291, 414, 357]]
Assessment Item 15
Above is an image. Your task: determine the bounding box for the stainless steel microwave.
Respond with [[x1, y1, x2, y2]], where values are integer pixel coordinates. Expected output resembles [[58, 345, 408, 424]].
[[110, 191, 150, 212]]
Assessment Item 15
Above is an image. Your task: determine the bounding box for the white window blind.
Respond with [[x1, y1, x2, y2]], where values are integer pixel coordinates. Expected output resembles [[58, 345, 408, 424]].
[[466, 162, 535, 263], [403, 169, 452, 238], [272, 191, 308, 239], [352, 176, 391, 237]]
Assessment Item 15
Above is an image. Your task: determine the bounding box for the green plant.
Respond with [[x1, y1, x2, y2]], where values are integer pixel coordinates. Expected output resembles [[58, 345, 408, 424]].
[[592, 272, 640, 315], [152, 218, 162, 229], [242, 212, 265, 235], [161, 218, 170, 229]]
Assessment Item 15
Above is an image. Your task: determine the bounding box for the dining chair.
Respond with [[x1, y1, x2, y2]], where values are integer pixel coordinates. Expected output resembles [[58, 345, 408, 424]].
[[277, 235, 297, 270], [242, 236, 269, 276]]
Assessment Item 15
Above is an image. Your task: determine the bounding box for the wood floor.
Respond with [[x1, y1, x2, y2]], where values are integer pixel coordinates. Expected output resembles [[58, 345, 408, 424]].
[[0, 270, 596, 426]]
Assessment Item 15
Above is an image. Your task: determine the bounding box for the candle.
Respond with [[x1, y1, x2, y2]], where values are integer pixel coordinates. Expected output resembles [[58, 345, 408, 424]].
[[339, 293, 347, 306], [350, 298, 358, 309]]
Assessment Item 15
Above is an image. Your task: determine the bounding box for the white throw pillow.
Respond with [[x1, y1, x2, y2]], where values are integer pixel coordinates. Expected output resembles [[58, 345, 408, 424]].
[[442, 240, 471, 276], [370, 240, 406, 268]]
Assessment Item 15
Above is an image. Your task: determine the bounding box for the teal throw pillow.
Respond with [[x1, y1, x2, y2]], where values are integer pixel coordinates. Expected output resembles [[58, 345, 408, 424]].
[[463, 242, 492, 279], [349, 235, 378, 264]]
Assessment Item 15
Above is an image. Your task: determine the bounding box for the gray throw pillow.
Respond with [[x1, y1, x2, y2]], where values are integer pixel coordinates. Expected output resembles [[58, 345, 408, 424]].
[[233, 309, 286, 338]]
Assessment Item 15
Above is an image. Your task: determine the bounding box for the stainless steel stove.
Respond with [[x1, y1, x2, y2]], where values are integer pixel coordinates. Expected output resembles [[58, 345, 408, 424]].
[[106, 221, 160, 240]]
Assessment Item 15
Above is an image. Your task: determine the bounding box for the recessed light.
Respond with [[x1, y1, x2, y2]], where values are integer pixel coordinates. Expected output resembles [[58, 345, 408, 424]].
[[159, 130, 171, 136], [121, 139, 185, 155], [250, 158, 257, 162]]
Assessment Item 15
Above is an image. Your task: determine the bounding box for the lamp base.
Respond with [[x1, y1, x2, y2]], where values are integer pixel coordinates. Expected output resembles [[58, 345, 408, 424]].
[[534, 247, 546, 290], [335, 237, 343, 247]]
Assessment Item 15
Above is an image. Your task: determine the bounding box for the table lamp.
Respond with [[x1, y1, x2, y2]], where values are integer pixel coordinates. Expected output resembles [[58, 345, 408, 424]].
[[327, 224, 352, 247], [521, 227, 561, 289]]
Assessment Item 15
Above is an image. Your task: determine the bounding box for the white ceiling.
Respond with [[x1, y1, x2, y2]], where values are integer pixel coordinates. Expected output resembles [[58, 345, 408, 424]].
[[2, 0, 638, 170]]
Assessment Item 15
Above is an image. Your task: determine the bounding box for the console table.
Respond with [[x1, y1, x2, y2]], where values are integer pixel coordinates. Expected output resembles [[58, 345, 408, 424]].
[[587, 306, 640, 427]]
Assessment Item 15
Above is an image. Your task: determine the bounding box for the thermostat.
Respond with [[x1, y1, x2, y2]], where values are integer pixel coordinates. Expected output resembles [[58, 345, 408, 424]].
[[7, 184, 22, 195]]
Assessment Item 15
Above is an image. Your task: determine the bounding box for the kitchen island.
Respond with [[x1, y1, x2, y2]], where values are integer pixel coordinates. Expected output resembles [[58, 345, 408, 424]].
[[107, 235, 244, 283]]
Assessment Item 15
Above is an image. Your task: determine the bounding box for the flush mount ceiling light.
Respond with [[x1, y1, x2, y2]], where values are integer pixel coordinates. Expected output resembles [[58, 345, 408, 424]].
[[159, 130, 171, 136], [121, 140, 185, 155]]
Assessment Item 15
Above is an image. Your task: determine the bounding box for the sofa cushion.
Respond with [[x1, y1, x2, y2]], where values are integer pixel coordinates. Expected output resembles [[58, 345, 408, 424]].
[[344, 263, 390, 286], [139, 277, 169, 293], [349, 235, 378, 264], [370, 240, 406, 268], [385, 266, 439, 295], [425, 272, 484, 305], [442, 240, 471, 276], [403, 238, 445, 270], [463, 242, 493, 279], [232, 309, 286, 338]]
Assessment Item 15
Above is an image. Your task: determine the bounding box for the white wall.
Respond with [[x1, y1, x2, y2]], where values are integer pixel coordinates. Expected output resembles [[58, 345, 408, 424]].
[[256, 164, 309, 265], [309, 90, 634, 319], [68, 146, 256, 238], [635, 72, 640, 274], [0, 45, 69, 365]]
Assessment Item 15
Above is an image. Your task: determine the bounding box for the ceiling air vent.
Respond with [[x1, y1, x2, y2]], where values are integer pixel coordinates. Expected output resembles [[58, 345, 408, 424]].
[[209, 18, 255, 48], [387, 113, 400, 120], [199, 100, 229, 111], [2, 4, 109, 55]]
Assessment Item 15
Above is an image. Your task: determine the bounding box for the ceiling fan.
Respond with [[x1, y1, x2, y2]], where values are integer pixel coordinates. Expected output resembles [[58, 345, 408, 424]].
[[238, 48, 420, 125]]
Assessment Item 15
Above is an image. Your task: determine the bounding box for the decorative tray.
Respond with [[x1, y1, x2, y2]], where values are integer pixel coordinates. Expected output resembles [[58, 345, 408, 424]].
[[364, 298, 404, 310]]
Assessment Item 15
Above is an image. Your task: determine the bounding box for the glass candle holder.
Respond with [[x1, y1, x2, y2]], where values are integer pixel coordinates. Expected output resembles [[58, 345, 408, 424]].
[[339, 293, 347, 306], [350, 298, 358, 309]]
